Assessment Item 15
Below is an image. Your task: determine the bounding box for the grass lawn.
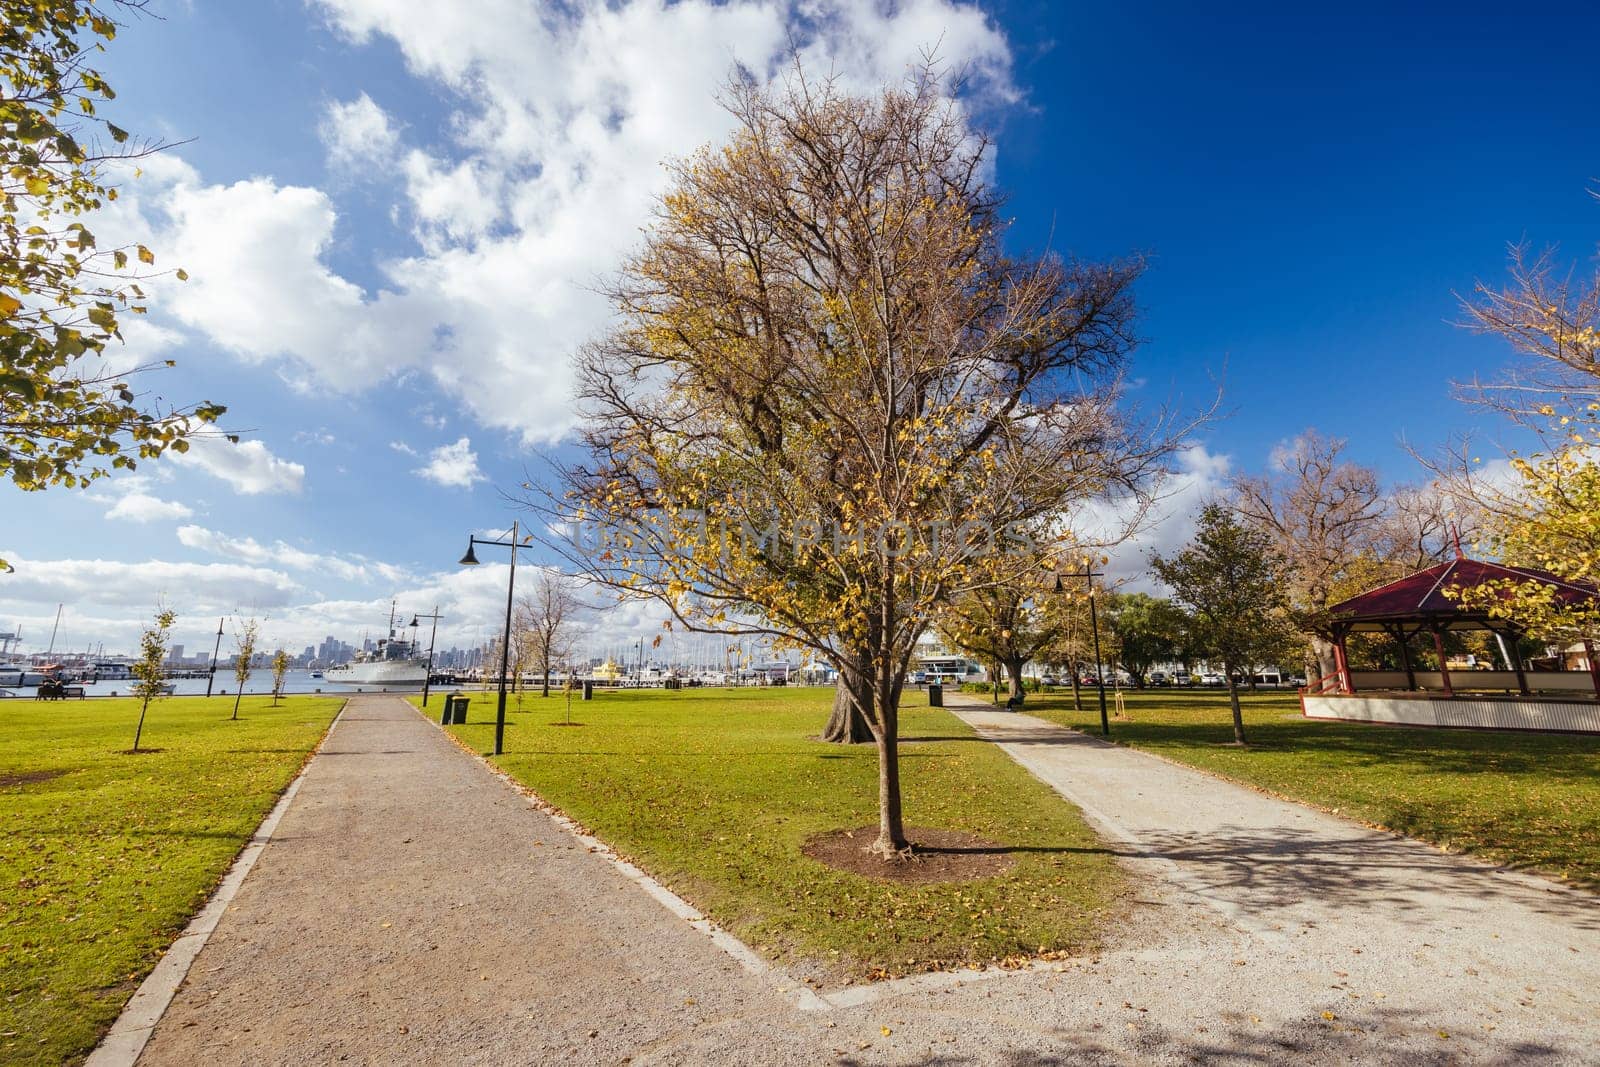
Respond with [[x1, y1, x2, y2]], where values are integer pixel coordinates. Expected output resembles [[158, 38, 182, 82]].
[[1026, 688, 1600, 888], [0, 694, 345, 1067], [416, 686, 1123, 982]]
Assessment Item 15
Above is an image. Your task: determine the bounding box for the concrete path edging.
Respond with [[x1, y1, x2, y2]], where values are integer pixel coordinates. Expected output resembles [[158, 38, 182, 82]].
[[83, 701, 349, 1067]]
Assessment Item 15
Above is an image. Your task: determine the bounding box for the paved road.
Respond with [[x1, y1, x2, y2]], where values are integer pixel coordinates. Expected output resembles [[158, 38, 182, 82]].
[[131, 694, 1599, 1064]]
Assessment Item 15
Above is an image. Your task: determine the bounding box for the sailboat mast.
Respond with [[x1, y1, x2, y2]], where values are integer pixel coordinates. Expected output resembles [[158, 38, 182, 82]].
[[47, 603, 62, 656]]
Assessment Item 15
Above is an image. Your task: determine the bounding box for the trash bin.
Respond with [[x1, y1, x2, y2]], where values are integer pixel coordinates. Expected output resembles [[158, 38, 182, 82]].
[[582, 680, 594, 702], [928, 682, 943, 707], [440, 694, 453, 726]]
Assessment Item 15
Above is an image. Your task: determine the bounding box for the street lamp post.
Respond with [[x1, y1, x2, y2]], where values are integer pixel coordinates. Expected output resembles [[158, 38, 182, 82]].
[[408, 606, 443, 707], [1056, 559, 1110, 736], [205, 616, 225, 698], [458, 521, 526, 756]]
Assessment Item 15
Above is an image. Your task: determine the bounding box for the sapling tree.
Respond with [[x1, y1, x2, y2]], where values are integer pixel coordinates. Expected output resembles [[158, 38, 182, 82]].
[[270, 647, 289, 706], [519, 570, 582, 697], [230, 616, 257, 720], [130, 605, 174, 752]]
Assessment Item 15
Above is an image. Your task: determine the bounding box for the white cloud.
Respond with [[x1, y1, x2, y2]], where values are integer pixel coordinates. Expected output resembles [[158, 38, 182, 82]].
[[0, 550, 300, 613], [104, 492, 195, 523], [1084, 445, 1233, 592], [156, 176, 436, 390], [320, 92, 401, 172], [103, 0, 1014, 447], [173, 437, 306, 495], [414, 436, 485, 488], [388, 439, 418, 456], [176, 525, 410, 584]]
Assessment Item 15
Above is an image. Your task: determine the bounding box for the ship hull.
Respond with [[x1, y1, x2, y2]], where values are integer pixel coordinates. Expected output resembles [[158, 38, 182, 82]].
[[324, 661, 426, 688]]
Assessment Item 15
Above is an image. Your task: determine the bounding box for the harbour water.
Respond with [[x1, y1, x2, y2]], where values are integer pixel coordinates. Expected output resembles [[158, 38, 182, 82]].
[[0, 669, 423, 699]]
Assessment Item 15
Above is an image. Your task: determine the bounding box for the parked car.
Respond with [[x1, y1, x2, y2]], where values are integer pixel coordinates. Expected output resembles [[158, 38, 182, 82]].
[[1200, 672, 1225, 687], [1148, 671, 1168, 686]]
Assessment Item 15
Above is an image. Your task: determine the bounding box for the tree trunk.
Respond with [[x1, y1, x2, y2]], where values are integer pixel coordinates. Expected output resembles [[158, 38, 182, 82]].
[[540, 652, 551, 697], [133, 697, 149, 752], [231, 687, 243, 721], [1309, 635, 1338, 686], [1004, 656, 1026, 706], [1226, 671, 1247, 745], [871, 678, 908, 857], [1069, 667, 1083, 711], [821, 675, 872, 743]]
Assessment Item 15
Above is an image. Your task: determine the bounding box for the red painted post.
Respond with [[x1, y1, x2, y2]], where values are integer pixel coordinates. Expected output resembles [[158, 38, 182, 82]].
[[1433, 628, 1453, 698]]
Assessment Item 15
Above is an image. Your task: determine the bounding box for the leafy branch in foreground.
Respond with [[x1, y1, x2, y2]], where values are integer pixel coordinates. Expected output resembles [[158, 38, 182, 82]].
[[1, 0, 227, 508]]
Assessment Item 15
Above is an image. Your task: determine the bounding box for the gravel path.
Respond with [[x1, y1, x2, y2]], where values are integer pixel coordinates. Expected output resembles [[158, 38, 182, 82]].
[[131, 694, 1599, 1065]]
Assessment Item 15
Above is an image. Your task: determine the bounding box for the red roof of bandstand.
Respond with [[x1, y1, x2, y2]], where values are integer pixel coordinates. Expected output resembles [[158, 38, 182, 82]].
[[1322, 558, 1599, 634]]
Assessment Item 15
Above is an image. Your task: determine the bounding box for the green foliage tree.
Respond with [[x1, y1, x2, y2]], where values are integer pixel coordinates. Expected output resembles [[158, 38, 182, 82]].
[[269, 647, 289, 707], [1105, 592, 1186, 687], [229, 616, 257, 720], [1, 0, 227, 539], [1151, 505, 1295, 744], [129, 604, 173, 751]]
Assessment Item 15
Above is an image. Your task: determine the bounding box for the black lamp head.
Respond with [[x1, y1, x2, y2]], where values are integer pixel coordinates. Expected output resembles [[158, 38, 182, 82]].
[[458, 541, 480, 566]]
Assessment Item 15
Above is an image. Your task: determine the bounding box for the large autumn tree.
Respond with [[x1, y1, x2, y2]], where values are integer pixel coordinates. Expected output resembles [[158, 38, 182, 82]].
[[2, 0, 226, 526], [1436, 191, 1600, 641], [1230, 430, 1386, 680], [555, 69, 1175, 858]]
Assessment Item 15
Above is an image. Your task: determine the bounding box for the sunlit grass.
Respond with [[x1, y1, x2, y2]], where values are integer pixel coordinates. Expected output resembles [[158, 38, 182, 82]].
[[417, 686, 1124, 981], [0, 695, 345, 1066], [1029, 688, 1600, 887]]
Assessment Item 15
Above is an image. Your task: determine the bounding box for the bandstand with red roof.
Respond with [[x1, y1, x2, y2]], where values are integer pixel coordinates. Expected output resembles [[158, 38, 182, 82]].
[[1303, 557, 1600, 734]]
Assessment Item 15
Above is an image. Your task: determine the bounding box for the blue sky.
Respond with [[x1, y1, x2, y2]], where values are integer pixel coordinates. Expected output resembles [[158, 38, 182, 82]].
[[4, 0, 1598, 657]]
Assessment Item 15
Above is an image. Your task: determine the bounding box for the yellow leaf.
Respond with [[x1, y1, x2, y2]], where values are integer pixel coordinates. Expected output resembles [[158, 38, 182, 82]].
[[0, 294, 20, 317], [136, 245, 155, 265], [880, 1026, 892, 1037]]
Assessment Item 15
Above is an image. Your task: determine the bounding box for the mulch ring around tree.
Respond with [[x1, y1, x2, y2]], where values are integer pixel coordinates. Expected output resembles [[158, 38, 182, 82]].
[[802, 825, 1015, 883]]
